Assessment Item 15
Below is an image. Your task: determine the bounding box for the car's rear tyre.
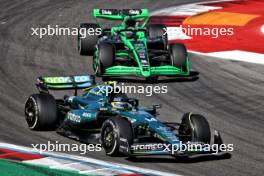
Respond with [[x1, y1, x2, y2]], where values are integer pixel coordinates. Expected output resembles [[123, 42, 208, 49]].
[[97, 42, 115, 74], [25, 93, 57, 130], [101, 117, 133, 156], [170, 43, 187, 70], [147, 24, 167, 50], [147, 24, 167, 39], [78, 23, 101, 56], [179, 113, 211, 144]]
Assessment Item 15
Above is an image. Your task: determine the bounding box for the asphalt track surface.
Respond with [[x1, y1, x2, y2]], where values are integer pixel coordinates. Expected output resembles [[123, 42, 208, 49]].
[[0, 0, 263, 175]]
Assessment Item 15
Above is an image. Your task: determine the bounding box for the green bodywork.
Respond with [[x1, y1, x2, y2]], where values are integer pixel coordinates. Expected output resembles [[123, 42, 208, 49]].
[[92, 9, 190, 78]]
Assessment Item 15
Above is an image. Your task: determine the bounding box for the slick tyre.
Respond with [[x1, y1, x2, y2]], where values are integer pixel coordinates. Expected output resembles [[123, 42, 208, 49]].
[[179, 113, 211, 144], [101, 117, 133, 156], [147, 24, 167, 50], [25, 93, 57, 130], [98, 42, 115, 73], [78, 23, 101, 56], [147, 24, 167, 39], [170, 43, 187, 70]]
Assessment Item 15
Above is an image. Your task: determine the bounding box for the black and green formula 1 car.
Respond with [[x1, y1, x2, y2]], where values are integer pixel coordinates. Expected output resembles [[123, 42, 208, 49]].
[[25, 75, 230, 158], [78, 9, 190, 82]]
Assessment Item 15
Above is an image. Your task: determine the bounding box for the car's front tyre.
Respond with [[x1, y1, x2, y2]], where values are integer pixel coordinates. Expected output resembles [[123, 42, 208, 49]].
[[179, 113, 211, 144], [96, 42, 115, 76], [101, 117, 133, 156], [170, 43, 188, 71]]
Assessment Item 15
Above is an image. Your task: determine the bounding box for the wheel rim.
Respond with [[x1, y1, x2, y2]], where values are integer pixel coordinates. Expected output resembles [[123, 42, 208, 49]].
[[103, 126, 115, 150], [25, 99, 36, 128]]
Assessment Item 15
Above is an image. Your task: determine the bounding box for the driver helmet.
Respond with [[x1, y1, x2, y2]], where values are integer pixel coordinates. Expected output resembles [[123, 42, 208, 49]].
[[125, 18, 136, 28], [111, 97, 132, 111]]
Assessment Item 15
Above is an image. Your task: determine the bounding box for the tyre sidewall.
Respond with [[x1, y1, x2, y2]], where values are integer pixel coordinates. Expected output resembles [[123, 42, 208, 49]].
[[78, 23, 101, 56], [25, 93, 57, 130], [170, 44, 187, 68], [147, 24, 167, 50], [179, 113, 211, 144], [98, 42, 115, 72], [101, 117, 133, 156], [190, 114, 211, 144]]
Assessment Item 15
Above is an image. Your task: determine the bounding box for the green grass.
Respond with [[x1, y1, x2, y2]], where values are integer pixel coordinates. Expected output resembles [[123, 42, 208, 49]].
[[0, 159, 94, 176]]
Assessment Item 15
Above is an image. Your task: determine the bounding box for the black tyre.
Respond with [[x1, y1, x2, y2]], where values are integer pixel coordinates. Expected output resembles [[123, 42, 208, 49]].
[[78, 23, 101, 56], [147, 24, 167, 50], [25, 93, 57, 130], [179, 113, 211, 144], [97, 42, 115, 74], [147, 24, 167, 39], [170, 43, 187, 69], [101, 117, 133, 156]]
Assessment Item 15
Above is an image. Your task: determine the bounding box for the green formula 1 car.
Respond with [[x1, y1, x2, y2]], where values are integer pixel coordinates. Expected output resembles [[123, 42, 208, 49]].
[[78, 9, 190, 81]]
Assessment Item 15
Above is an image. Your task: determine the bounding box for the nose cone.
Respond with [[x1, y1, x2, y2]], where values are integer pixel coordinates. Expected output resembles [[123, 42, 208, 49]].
[[142, 70, 151, 77]]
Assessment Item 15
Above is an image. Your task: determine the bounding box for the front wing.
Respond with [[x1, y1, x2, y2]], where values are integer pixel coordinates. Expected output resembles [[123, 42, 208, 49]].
[[119, 130, 231, 158], [102, 65, 190, 77]]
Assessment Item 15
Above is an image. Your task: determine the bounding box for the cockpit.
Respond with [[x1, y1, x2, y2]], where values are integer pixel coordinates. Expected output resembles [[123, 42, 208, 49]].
[[111, 97, 138, 111], [86, 85, 139, 111]]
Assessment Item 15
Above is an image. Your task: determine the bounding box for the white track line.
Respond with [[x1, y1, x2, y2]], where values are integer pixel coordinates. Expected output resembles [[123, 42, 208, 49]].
[[150, 0, 234, 16], [190, 50, 264, 65]]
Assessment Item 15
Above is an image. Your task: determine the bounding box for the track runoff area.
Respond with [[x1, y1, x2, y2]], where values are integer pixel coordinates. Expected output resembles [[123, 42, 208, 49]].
[[150, 0, 264, 64], [0, 143, 177, 176], [1, 0, 262, 176]]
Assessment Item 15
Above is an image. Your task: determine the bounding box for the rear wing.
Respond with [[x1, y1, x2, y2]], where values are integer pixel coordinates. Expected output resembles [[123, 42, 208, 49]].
[[93, 9, 149, 20], [36, 75, 95, 95]]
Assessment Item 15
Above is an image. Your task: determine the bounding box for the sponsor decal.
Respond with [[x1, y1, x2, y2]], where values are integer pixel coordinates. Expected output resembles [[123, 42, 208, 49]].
[[67, 112, 81, 123], [82, 112, 92, 118], [128, 9, 140, 15], [101, 9, 113, 15]]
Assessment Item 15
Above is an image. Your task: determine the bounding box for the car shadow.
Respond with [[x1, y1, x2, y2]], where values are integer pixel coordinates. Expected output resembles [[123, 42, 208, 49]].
[[126, 153, 231, 163], [102, 71, 199, 84]]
